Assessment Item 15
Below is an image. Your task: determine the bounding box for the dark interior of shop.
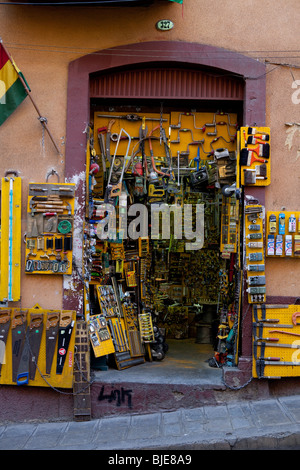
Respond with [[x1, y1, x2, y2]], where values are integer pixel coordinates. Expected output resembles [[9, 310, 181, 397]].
[[85, 97, 244, 384]]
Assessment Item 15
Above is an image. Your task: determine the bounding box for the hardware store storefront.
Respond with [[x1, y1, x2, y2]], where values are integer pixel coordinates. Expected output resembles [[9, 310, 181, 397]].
[[64, 41, 271, 418], [1, 0, 300, 420]]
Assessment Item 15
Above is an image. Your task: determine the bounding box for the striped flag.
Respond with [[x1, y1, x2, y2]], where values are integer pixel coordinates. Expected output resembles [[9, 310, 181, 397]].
[[0, 42, 28, 126]]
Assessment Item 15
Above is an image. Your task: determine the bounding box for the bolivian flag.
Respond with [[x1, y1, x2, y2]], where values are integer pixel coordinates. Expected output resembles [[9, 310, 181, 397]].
[[0, 43, 28, 126]]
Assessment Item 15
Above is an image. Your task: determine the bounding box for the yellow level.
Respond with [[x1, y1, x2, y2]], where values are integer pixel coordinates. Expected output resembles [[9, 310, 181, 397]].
[[0, 176, 22, 302]]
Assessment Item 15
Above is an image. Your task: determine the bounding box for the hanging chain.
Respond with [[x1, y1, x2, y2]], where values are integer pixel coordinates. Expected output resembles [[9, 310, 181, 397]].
[[38, 116, 48, 154], [160, 101, 164, 145]]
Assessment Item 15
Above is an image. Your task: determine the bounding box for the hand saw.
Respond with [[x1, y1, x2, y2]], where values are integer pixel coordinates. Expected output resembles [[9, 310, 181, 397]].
[[0, 309, 11, 376], [46, 312, 60, 374], [11, 310, 28, 383], [16, 313, 44, 385], [28, 313, 44, 380], [56, 312, 75, 375], [105, 128, 131, 202]]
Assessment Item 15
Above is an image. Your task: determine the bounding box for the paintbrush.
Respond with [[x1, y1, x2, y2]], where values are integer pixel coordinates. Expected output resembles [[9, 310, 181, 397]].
[[244, 169, 267, 184], [248, 143, 270, 158], [255, 163, 267, 177], [240, 148, 268, 166], [247, 127, 269, 136], [251, 143, 270, 158], [247, 135, 269, 144], [241, 143, 269, 159], [242, 131, 269, 156]]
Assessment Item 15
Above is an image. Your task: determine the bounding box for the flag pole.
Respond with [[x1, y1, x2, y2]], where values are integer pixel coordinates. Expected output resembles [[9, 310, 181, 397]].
[[0, 39, 61, 156]]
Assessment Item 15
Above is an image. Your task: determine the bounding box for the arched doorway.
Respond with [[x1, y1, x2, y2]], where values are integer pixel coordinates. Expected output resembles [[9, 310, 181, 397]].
[[65, 41, 266, 372]]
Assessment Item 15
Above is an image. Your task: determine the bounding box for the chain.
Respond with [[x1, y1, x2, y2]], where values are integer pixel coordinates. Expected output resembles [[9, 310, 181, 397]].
[[222, 374, 253, 391], [160, 101, 164, 145], [38, 116, 47, 155]]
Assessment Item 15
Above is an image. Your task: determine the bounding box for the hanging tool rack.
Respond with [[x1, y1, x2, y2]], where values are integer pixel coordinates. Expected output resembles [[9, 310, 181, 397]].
[[25, 182, 75, 275]]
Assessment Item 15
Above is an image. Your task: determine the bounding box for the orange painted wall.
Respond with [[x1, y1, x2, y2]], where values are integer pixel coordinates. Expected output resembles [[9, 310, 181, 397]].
[[0, 0, 299, 309]]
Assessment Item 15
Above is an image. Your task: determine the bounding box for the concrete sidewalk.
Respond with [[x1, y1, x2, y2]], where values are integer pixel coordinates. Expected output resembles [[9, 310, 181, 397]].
[[1, 395, 300, 450]]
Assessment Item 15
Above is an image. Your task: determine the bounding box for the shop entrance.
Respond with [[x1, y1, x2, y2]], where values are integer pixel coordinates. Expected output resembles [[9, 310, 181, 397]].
[[85, 96, 243, 382], [65, 41, 266, 387]]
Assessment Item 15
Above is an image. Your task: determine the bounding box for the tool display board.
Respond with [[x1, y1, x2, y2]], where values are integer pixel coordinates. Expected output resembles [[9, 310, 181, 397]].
[[94, 283, 145, 369], [0, 306, 76, 388], [138, 310, 155, 343], [123, 302, 144, 358], [266, 211, 300, 258], [89, 314, 115, 358], [169, 111, 237, 161], [96, 112, 170, 161], [94, 111, 237, 168], [220, 194, 239, 256], [25, 182, 75, 275], [244, 204, 266, 304], [253, 304, 300, 378], [239, 127, 271, 186], [0, 176, 22, 302], [96, 284, 122, 317]]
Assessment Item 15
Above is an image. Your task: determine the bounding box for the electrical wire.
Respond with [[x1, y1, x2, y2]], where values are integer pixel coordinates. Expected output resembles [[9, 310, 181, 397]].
[[2, 40, 300, 58], [2, 40, 299, 81], [6, 48, 300, 62]]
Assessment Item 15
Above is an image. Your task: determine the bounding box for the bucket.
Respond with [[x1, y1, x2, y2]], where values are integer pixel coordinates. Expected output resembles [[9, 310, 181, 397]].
[[195, 324, 211, 344], [202, 305, 217, 323]]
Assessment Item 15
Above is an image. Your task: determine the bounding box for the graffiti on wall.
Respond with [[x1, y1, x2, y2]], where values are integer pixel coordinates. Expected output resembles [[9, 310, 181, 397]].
[[98, 385, 133, 409]]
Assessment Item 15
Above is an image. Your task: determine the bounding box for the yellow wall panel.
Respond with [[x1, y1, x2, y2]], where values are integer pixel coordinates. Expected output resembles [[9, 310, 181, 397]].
[[0, 306, 76, 388], [253, 304, 300, 378]]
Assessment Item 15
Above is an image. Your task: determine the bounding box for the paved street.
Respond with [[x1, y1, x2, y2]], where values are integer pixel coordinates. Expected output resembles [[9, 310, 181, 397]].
[[1, 395, 300, 450]]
